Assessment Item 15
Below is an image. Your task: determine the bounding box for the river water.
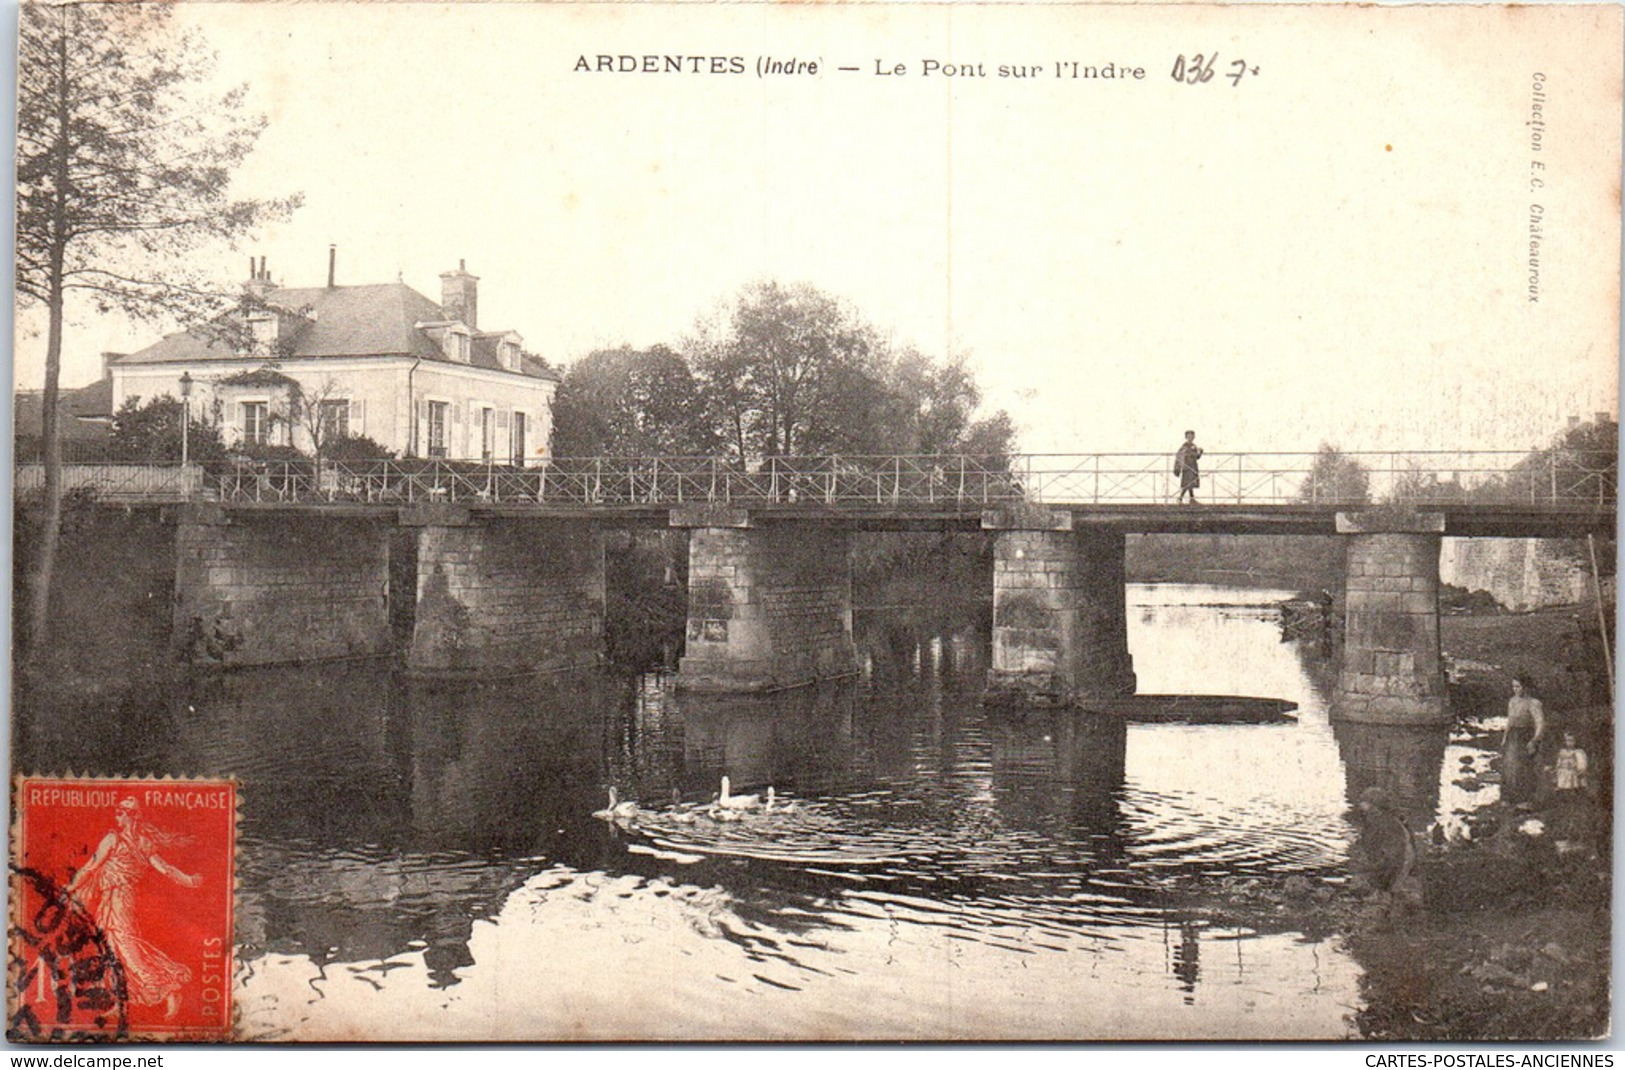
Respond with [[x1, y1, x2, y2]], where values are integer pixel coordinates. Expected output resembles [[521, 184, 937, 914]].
[[14, 583, 1493, 1041]]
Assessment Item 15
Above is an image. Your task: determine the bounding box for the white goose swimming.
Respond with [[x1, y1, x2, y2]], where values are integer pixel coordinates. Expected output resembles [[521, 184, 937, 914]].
[[762, 786, 798, 813], [592, 787, 639, 821], [716, 775, 761, 811]]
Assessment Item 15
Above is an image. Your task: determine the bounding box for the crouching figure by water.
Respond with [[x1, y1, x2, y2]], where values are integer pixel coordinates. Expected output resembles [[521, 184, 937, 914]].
[[1350, 787, 1422, 914]]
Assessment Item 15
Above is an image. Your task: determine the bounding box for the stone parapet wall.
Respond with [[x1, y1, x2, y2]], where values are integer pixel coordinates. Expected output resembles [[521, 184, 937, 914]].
[[409, 520, 604, 675], [1441, 537, 1594, 611], [174, 512, 391, 666], [18, 502, 178, 692], [678, 525, 856, 692], [1336, 532, 1448, 723]]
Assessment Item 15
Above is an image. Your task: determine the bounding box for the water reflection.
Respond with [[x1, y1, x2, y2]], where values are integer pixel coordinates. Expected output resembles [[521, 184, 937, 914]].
[[1170, 919, 1202, 1001], [1331, 721, 1451, 828], [14, 584, 1481, 1039]]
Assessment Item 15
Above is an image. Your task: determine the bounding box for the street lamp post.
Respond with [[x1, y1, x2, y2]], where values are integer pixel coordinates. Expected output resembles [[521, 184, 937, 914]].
[[179, 372, 193, 489]]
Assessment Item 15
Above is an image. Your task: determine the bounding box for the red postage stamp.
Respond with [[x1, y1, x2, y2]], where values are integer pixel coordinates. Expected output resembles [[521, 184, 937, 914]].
[[9, 776, 237, 1042]]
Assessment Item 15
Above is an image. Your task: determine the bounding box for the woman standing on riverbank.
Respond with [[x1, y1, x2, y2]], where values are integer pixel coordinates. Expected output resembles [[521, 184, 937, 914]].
[[1501, 675, 1547, 807]]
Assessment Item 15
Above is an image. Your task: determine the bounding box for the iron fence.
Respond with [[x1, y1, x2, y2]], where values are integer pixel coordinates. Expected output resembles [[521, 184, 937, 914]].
[[152, 451, 1618, 509]]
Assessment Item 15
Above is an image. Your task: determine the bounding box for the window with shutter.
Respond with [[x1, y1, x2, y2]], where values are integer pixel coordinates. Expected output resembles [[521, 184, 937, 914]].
[[241, 401, 270, 445], [511, 411, 527, 466], [427, 401, 449, 458], [317, 399, 350, 442]]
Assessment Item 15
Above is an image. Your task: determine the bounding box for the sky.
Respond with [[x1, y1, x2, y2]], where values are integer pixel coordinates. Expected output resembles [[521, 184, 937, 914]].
[[13, 2, 1622, 455]]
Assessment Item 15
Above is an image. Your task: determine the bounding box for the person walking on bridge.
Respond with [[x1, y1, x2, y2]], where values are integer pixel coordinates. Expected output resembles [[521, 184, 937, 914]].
[[1174, 430, 1204, 504]]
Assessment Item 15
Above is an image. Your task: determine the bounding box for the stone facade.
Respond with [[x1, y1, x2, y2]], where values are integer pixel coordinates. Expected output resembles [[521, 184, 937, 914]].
[[173, 506, 392, 666], [984, 514, 1136, 708], [1440, 537, 1596, 611], [111, 264, 558, 465], [1336, 530, 1448, 723], [407, 512, 605, 675], [678, 524, 857, 692]]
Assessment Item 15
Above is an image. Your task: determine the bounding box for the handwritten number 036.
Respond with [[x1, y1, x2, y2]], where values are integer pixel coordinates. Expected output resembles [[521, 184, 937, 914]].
[[1171, 54, 1254, 86], [1170, 53, 1215, 84]]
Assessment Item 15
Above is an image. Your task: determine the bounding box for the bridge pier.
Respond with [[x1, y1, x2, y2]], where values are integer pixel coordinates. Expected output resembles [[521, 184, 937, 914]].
[[673, 507, 858, 693], [173, 503, 392, 666], [1334, 512, 1449, 724], [404, 505, 605, 676], [983, 507, 1136, 708]]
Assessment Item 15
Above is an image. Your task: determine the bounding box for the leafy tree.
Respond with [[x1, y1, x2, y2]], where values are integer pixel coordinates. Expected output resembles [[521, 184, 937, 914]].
[[323, 434, 396, 462], [1502, 417, 1617, 507], [689, 281, 883, 460], [1388, 466, 1468, 505], [880, 349, 1016, 458], [17, 3, 299, 660], [109, 395, 227, 464], [553, 345, 716, 456], [686, 282, 1015, 463], [1298, 443, 1371, 505], [957, 410, 1019, 464]]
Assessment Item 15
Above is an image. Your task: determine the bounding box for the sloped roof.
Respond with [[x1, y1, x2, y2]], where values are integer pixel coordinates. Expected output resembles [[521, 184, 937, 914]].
[[470, 333, 505, 373], [114, 282, 557, 381], [63, 377, 113, 418], [14, 379, 114, 440]]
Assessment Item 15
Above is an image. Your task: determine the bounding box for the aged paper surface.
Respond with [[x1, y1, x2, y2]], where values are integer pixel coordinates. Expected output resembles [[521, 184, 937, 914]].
[[10, 0, 1620, 1044]]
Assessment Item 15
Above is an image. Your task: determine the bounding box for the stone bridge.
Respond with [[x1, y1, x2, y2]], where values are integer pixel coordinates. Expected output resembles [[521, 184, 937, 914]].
[[164, 494, 1614, 725]]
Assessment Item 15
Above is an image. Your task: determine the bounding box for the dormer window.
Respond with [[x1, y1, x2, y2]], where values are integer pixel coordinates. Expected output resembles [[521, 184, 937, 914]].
[[500, 340, 521, 371], [436, 325, 472, 363]]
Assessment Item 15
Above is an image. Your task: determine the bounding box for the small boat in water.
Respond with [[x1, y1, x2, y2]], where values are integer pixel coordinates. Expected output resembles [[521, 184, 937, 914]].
[[1076, 694, 1297, 724]]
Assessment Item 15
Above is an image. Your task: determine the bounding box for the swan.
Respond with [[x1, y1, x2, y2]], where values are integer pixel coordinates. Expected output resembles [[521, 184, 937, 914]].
[[763, 786, 798, 813], [668, 787, 703, 824], [717, 775, 761, 811], [592, 787, 639, 821]]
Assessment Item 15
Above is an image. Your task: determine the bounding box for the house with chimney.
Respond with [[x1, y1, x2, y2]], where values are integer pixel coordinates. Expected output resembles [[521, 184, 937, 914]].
[[109, 254, 558, 464]]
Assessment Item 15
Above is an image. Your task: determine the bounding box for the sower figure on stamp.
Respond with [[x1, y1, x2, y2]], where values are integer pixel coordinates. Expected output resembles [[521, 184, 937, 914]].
[[64, 798, 201, 1020], [1173, 430, 1203, 504]]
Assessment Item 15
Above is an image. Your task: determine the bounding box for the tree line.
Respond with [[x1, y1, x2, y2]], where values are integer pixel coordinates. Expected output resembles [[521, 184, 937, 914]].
[[1300, 420, 1617, 509], [552, 281, 1015, 462]]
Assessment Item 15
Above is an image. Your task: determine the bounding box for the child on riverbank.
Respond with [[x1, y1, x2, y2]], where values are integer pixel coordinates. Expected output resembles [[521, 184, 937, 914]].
[[1552, 732, 1590, 851]]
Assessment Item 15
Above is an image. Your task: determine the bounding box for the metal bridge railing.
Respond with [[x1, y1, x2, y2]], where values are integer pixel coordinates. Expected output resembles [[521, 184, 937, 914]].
[[171, 451, 1618, 509]]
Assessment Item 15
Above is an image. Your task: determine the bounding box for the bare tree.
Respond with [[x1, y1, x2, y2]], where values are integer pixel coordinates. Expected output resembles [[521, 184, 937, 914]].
[[283, 377, 352, 465], [17, 3, 300, 661]]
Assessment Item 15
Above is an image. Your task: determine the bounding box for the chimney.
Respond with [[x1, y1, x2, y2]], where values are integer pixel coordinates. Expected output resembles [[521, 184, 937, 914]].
[[440, 259, 479, 328], [328, 244, 337, 289], [244, 255, 274, 300]]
